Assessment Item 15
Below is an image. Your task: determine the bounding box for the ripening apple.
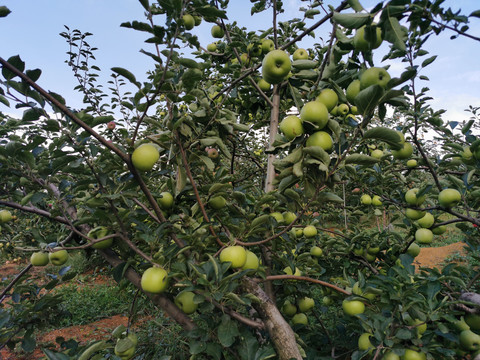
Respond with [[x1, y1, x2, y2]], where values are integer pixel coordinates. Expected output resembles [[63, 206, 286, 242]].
[[261, 50, 291, 84], [342, 299, 365, 316], [300, 101, 329, 128], [336, 103, 350, 116], [371, 149, 383, 159], [87, 226, 114, 249], [346, 79, 361, 104], [291, 313, 308, 325], [360, 67, 391, 89], [49, 248, 69, 266], [310, 246, 323, 257], [322, 296, 333, 306], [405, 188, 426, 206], [298, 297, 315, 312], [405, 208, 426, 220], [282, 300, 297, 316], [241, 250, 259, 271], [438, 188, 461, 208], [392, 142, 413, 160], [131, 143, 160, 171], [279, 115, 304, 140], [270, 212, 284, 223], [208, 196, 226, 210], [406, 242, 421, 257], [292, 48, 308, 60], [258, 78, 271, 92], [247, 43, 262, 57], [114, 338, 136, 360], [432, 225, 447, 235], [158, 191, 174, 209], [182, 14, 195, 30], [193, 15, 202, 26], [417, 212, 434, 228], [0, 210, 12, 223], [141, 266, 169, 293], [283, 211, 297, 224], [107, 121, 116, 130], [358, 333, 374, 353], [206, 147, 219, 159], [283, 266, 302, 276], [207, 42, 217, 52], [305, 131, 333, 152], [261, 38, 275, 53], [383, 351, 400, 360], [353, 25, 383, 52], [459, 329, 480, 351], [402, 349, 426, 360], [211, 25, 224, 38], [360, 194, 372, 205], [30, 252, 49, 266], [174, 291, 198, 314], [372, 195, 382, 206], [316, 88, 338, 112], [220, 245, 247, 268], [407, 159, 418, 168], [303, 225, 317, 238], [415, 228, 433, 244]]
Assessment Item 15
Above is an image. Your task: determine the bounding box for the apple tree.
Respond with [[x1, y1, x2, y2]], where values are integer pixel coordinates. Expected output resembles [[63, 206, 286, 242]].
[[1, 0, 480, 359]]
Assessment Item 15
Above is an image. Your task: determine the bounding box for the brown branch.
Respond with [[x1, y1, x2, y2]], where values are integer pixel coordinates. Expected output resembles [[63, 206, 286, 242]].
[[0, 200, 70, 225], [133, 198, 161, 224], [264, 275, 351, 296]]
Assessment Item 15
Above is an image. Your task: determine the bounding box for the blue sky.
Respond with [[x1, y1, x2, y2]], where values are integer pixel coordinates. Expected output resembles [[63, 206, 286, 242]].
[[1, 0, 479, 126]]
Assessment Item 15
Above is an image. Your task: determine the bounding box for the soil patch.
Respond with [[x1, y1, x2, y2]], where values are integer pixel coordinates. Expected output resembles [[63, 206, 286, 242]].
[[414, 241, 467, 270]]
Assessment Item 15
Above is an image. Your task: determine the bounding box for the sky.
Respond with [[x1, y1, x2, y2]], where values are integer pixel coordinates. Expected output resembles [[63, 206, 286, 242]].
[[1, 0, 479, 126]]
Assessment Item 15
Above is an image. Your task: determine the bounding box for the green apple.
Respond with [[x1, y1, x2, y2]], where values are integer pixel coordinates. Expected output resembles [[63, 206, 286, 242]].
[[342, 299, 365, 316], [402, 349, 426, 360], [49, 248, 69, 266], [465, 314, 480, 330], [284, 266, 302, 276], [417, 212, 434, 228], [208, 196, 226, 210], [291, 313, 308, 325], [383, 351, 400, 360], [360, 67, 391, 89], [336, 103, 350, 117], [0, 210, 12, 223], [438, 188, 461, 208], [279, 115, 304, 140], [316, 89, 338, 112], [131, 143, 160, 171], [261, 38, 275, 53], [300, 101, 329, 128], [353, 25, 383, 52], [415, 228, 433, 244], [87, 226, 113, 249], [350, 106, 359, 115], [158, 191, 174, 209], [367, 246, 380, 255], [310, 246, 323, 257], [241, 250, 259, 271], [182, 14, 195, 30], [459, 329, 480, 351], [372, 195, 382, 206], [365, 252, 376, 262], [141, 266, 169, 293], [392, 142, 413, 160], [270, 212, 284, 223], [346, 79, 361, 104], [211, 25, 224, 38], [404, 188, 426, 206], [371, 149, 383, 159], [281, 300, 297, 316], [261, 49, 291, 84], [207, 42, 217, 52], [240, 53, 250, 66], [193, 15, 202, 26], [412, 318, 427, 337], [114, 337, 136, 360], [305, 131, 333, 152], [220, 245, 247, 268], [361, 194, 372, 205], [406, 242, 421, 257], [432, 225, 447, 235], [461, 146, 475, 164], [258, 78, 271, 92], [292, 48, 308, 60], [175, 291, 198, 314], [407, 159, 418, 168], [30, 252, 49, 266], [358, 332, 374, 352], [247, 43, 262, 57], [405, 208, 426, 220], [298, 297, 315, 312], [283, 211, 297, 224], [303, 225, 317, 238]]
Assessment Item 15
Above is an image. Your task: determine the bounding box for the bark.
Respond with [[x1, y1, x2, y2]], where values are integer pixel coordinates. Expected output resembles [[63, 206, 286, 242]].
[[243, 278, 302, 360], [460, 292, 480, 309]]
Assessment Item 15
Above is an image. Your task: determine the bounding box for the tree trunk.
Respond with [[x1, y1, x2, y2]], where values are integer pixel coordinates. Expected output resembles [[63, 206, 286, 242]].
[[243, 278, 302, 360]]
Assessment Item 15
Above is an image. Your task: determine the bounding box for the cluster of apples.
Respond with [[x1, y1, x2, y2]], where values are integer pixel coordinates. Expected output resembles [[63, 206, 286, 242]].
[[454, 314, 480, 356], [181, 13, 203, 31], [281, 296, 315, 326], [30, 248, 69, 266]]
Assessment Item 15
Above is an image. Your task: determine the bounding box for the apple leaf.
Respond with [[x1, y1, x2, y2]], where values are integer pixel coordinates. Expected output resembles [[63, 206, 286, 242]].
[[332, 12, 371, 29], [348, 0, 364, 12], [2, 55, 25, 81], [362, 127, 403, 150], [383, 16, 406, 51], [0, 6, 11, 17], [345, 154, 380, 165], [178, 58, 199, 69], [209, 183, 232, 194], [354, 85, 384, 116], [302, 146, 331, 166], [111, 67, 141, 88], [318, 192, 343, 203], [217, 314, 240, 347], [291, 59, 318, 70], [195, 5, 228, 20], [42, 349, 71, 360]]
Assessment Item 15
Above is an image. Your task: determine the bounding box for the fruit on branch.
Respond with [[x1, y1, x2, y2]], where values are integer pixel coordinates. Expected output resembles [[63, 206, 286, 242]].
[[279, 115, 304, 140], [49, 248, 69, 266], [298, 297, 315, 312], [208, 196, 226, 210], [405, 188, 426, 206], [270, 212, 284, 223], [30, 251, 49, 266], [261, 50, 291, 84], [346, 79, 361, 104], [283, 211, 297, 224], [291, 313, 308, 325], [182, 14, 195, 30], [305, 131, 333, 152], [174, 291, 198, 314], [247, 43, 262, 57], [432, 225, 447, 235], [438, 188, 461, 208], [392, 142, 413, 160], [258, 78, 271, 92], [303, 225, 317, 238], [292, 48, 308, 60], [240, 53, 250, 66], [316, 89, 338, 112], [220, 245, 247, 269], [405, 208, 426, 220], [407, 159, 418, 168], [372, 195, 382, 206], [361, 194, 372, 205], [353, 25, 383, 52], [300, 101, 329, 128], [211, 25, 224, 38], [283, 266, 302, 276], [158, 191, 174, 209], [358, 332, 374, 353], [383, 351, 400, 360], [336, 103, 350, 117], [342, 299, 365, 316], [193, 16, 202, 26], [207, 42, 217, 52], [107, 121, 116, 130], [310, 246, 323, 257], [241, 250, 259, 271], [415, 228, 433, 244], [261, 38, 275, 53], [206, 147, 219, 159], [459, 329, 480, 351], [87, 226, 114, 249], [371, 149, 383, 159], [131, 143, 160, 172], [406, 242, 421, 257], [140, 266, 169, 294], [402, 349, 426, 360], [360, 67, 391, 89], [417, 212, 434, 228], [281, 300, 297, 316], [0, 210, 12, 223]]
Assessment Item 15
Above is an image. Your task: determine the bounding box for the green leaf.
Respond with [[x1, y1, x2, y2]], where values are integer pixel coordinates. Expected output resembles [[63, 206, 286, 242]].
[[318, 192, 343, 203], [138, 0, 150, 11], [199, 155, 215, 171], [111, 67, 140, 88], [92, 115, 114, 127], [181, 68, 203, 90], [0, 94, 9, 107], [363, 127, 403, 150], [421, 56, 437, 68], [332, 12, 371, 29], [0, 6, 11, 17], [26, 68, 42, 82], [21, 334, 36, 352], [112, 262, 129, 283], [470, 10, 480, 18], [217, 314, 240, 347], [209, 182, 232, 194], [462, 119, 475, 134], [348, 0, 364, 12], [2, 55, 25, 80], [43, 349, 71, 360], [383, 16, 406, 51], [195, 5, 228, 20], [291, 59, 318, 70], [345, 154, 380, 165], [354, 85, 384, 116], [178, 58, 199, 68], [302, 146, 331, 165], [22, 108, 42, 121]]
